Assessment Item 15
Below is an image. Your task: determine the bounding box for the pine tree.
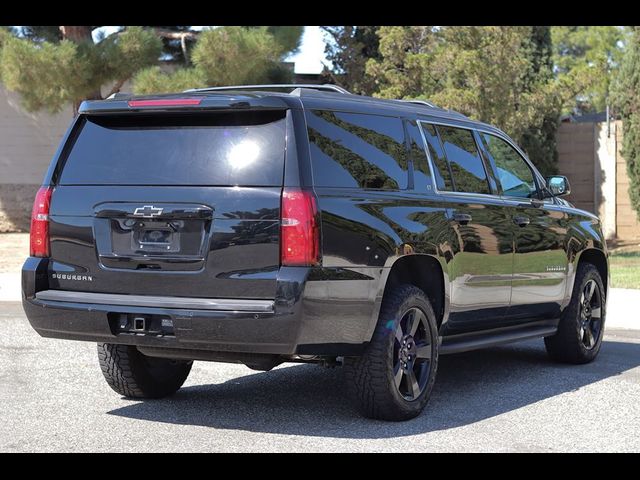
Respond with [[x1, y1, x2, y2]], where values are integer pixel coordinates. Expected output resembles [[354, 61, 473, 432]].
[[133, 26, 303, 95], [321, 26, 381, 95], [611, 27, 640, 221], [1, 26, 162, 113], [520, 26, 559, 175]]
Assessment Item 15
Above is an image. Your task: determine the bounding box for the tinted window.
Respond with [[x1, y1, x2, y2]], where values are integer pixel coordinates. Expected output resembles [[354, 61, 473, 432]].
[[60, 112, 286, 186], [406, 121, 432, 190], [306, 110, 407, 189], [481, 133, 537, 198], [420, 122, 454, 191], [437, 126, 490, 194]]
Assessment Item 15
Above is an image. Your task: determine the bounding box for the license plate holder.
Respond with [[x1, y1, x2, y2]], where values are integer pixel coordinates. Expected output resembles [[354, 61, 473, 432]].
[[132, 222, 181, 253]]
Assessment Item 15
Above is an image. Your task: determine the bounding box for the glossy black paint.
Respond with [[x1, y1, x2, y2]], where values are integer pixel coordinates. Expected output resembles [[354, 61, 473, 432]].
[[23, 88, 609, 361]]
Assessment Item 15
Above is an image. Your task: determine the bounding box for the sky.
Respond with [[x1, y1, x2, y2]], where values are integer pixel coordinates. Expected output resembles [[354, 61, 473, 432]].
[[285, 26, 327, 73], [94, 26, 328, 74]]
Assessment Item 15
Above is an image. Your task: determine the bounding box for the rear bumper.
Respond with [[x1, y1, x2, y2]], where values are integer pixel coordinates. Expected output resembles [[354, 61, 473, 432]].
[[22, 257, 375, 357]]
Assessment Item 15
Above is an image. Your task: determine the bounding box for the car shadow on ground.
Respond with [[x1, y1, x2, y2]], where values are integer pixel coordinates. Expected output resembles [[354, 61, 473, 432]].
[[108, 335, 640, 438]]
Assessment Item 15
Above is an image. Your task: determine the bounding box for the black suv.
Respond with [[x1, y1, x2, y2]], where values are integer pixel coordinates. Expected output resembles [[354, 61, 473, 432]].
[[22, 84, 608, 421]]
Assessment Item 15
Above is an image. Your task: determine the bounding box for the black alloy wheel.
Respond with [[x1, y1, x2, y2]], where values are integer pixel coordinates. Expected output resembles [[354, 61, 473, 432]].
[[578, 279, 603, 349], [393, 307, 433, 401]]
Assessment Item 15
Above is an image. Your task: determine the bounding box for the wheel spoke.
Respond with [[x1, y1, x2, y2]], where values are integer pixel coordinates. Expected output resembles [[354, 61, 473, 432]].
[[410, 310, 424, 336], [393, 362, 403, 389], [404, 310, 415, 336], [591, 307, 601, 319], [585, 281, 596, 302], [406, 369, 420, 398], [584, 326, 594, 348], [416, 342, 432, 359], [395, 326, 403, 344]]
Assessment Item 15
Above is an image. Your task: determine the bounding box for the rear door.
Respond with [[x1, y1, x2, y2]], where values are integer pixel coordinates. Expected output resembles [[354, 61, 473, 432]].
[[48, 109, 287, 299], [425, 123, 513, 333], [479, 132, 569, 320]]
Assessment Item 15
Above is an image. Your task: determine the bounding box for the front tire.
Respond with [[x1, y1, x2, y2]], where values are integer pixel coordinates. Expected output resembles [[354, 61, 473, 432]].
[[545, 263, 606, 364], [344, 284, 439, 421], [97, 343, 192, 399]]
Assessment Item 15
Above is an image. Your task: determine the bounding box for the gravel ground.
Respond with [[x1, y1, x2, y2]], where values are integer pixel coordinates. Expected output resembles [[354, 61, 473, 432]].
[[1, 301, 640, 452]]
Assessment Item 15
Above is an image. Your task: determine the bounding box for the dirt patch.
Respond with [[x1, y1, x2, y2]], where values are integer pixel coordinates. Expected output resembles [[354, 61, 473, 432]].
[[0, 233, 29, 273]]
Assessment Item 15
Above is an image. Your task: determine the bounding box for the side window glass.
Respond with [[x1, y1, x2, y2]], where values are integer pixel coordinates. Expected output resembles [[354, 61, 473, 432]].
[[405, 120, 432, 191], [437, 126, 491, 194], [305, 110, 408, 190], [481, 133, 537, 199], [418, 122, 454, 191]]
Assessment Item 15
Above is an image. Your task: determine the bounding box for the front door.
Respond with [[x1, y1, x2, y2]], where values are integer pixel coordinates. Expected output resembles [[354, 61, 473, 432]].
[[478, 132, 568, 322]]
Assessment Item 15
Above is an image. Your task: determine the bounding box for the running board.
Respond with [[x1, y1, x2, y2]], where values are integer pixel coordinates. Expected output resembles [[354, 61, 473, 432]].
[[440, 321, 559, 355]]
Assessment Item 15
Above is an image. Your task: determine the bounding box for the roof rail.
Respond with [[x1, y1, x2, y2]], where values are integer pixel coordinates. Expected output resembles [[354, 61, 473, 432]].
[[184, 84, 351, 95], [397, 99, 437, 108], [106, 92, 133, 100]]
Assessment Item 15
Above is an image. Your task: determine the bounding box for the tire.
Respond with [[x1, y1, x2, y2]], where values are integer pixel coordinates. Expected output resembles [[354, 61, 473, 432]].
[[97, 343, 192, 399], [344, 284, 439, 421], [544, 263, 606, 364]]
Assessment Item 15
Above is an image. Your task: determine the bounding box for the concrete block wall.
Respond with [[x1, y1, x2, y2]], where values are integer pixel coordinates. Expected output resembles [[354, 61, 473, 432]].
[[0, 87, 73, 232], [557, 120, 640, 244]]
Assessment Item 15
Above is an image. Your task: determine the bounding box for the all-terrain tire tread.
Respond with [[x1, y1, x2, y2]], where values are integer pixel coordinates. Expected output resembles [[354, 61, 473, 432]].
[[97, 343, 191, 399], [544, 263, 605, 364], [344, 284, 438, 421]]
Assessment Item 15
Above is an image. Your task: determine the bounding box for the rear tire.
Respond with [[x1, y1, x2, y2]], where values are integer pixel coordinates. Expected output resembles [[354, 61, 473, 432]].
[[344, 284, 439, 421], [544, 263, 606, 364], [97, 343, 192, 398]]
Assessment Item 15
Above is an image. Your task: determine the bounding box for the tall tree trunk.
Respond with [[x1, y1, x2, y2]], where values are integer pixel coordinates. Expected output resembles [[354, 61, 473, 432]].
[[59, 26, 102, 114]]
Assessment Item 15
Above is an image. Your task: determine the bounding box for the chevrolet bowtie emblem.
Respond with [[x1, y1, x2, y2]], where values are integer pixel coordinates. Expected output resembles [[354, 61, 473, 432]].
[[133, 205, 163, 218]]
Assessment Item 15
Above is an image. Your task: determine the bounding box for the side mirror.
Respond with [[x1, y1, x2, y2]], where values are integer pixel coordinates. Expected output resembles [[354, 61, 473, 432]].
[[546, 176, 571, 197]]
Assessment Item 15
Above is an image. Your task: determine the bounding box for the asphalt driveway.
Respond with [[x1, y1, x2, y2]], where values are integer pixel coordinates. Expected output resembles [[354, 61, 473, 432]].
[[1, 301, 639, 452]]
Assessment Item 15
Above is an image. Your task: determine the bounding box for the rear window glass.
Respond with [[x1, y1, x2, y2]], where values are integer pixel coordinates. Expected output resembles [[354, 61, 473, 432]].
[[59, 111, 286, 186], [305, 110, 408, 190], [436, 125, 491, 195], [418, 122, 454, 191]]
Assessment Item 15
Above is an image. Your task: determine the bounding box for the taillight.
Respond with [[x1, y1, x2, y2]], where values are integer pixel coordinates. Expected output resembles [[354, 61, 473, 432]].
[[30, 186, 52, 257], [281, 188, 321, 266]]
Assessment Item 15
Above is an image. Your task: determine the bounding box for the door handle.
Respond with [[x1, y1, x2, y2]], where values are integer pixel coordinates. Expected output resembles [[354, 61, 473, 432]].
[[453, 213, 472, 225], [513, 215, 530, 227]]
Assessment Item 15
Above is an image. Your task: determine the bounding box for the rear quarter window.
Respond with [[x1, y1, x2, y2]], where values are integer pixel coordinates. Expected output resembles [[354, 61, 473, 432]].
[[305, 110, 408, 190], [58, 111, 286, 186]]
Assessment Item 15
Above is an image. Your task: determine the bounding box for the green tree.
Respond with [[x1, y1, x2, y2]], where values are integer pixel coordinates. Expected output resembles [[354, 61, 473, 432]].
[[611, 27, 640, 221], [365, 26, 440, 99], [367, 26, 560, 173], [520, 26, 560, 175], [263, 26, 304, 54], [1, 26, 162, 113], [321, 26, 381, 94], [552, 26, 626, 113], [133, 26, 302, 94]]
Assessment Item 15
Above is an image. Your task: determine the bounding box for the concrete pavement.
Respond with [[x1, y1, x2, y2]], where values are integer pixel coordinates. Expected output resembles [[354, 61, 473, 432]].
[[1, 300, 640, 452]]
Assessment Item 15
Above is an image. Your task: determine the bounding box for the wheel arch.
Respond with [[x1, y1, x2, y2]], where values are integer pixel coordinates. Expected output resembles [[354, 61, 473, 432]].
[[365, 254, 449, 343], [577, 248, 609, 296]]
